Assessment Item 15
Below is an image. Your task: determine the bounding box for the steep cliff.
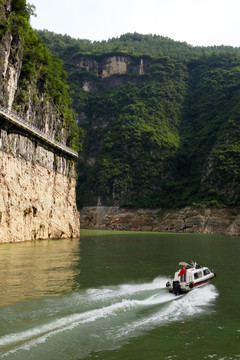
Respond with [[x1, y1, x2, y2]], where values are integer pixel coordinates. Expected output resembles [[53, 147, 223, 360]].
[[40, 33, 240, 210], [80, 206, 240, 236], [0, 150, 79, 242], [0, 0, 80, 242], [0, 1, 22, 108], [73, 54, 146, 79], [71, 55, 188, 207], [0, 1, 80, 146], [36, 31, 240, 236]]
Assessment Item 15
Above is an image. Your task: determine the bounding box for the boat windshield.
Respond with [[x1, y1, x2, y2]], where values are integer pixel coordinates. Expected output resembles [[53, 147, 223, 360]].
[[203, 268, 210, 275]]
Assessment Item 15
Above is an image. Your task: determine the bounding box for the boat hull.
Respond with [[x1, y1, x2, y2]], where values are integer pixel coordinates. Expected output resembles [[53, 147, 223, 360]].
[[166, 274, 215, 295]]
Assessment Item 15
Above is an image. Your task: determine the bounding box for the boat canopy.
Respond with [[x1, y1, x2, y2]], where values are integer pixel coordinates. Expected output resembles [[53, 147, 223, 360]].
[[179, 262, 192, 268], [179, 261, 202, 269]]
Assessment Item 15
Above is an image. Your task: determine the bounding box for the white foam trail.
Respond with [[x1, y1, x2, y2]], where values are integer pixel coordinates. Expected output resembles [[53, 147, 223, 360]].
[[0, 277, 167, 326], [0, 291, 171, 349], [135, 292, 173, 306], [0, 281, 218, 358], [86, 276, 168, 301], [114, 284, 218, 339]]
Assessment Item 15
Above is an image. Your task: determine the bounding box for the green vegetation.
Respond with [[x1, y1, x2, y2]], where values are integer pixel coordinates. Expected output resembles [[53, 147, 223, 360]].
[[74, 61, 188, 207], [35, 31, 240, 208], [0, 0, 81, 150], [37, 30, 240, 60]]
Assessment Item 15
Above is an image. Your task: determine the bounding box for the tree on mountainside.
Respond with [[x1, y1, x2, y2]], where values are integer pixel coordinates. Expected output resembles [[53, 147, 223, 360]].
[[0, 0, 81, 150], [37, 30, 240, 208]]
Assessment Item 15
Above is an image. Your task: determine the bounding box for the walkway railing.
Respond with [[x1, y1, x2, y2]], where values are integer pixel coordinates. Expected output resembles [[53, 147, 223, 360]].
[[0, 105, 78, 159]]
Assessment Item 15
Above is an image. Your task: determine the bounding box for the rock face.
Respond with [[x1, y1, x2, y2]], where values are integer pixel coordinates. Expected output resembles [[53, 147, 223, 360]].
[[0, 97, 80, 244], [80, 206, 240, 236], [71, 55, 148, 94], [75, 55, 145, 79], [0, 1, 68, 143], [0, 0, 80, 242], [0, 123, 80, 243], [225, 215, 240, 236], [0, 151, 79, 243], [0, 1, 21, 108]]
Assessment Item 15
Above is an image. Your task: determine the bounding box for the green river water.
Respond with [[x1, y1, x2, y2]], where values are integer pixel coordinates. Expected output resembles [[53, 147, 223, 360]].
[[0, 230, 240, 360]]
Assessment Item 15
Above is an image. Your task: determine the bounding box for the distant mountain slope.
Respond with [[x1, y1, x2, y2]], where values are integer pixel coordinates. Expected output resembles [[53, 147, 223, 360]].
[[37, 30, 240, 59], [38, 31, 240, 208]]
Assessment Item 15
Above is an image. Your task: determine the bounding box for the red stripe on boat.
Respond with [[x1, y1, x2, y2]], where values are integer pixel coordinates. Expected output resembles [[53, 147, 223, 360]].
[[193, 276, 214, 287]]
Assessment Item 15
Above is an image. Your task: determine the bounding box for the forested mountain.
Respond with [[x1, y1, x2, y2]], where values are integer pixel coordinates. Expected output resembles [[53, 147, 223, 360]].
[[0, 2, 80, 149], [37, 31, 240, 59], [37, 31, 240, 209]]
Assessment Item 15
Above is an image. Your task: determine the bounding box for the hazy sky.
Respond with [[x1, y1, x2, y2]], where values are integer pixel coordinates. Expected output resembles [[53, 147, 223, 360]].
[[30, 0, 240, 47]]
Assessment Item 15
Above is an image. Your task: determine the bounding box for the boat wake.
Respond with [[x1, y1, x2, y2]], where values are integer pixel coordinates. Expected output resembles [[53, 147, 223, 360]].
[[0, 277, 218, 359]]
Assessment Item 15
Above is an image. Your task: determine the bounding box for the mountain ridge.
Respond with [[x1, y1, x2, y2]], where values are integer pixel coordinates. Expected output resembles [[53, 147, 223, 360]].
[[37, 31, 240, 209]]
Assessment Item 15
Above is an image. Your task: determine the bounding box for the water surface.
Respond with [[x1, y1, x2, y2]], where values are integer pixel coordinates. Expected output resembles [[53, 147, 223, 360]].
[[0, 231, 239, 359]]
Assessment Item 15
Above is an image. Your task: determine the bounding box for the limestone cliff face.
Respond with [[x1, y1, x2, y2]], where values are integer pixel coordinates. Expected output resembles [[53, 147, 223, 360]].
[[0, 150, 79, 243], [75, 55, 145, 79], [0, 31, 21, 109], [0, 110, 80, 243], [0, 0, 80, 242], [0, 1, 67, 143], [80, 206, 240, 236], [72, 54, 147, 93], [0, 2, 22, 109]]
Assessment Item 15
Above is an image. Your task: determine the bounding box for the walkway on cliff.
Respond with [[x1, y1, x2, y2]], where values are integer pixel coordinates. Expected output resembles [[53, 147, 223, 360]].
[[0, 105, 78, 159]]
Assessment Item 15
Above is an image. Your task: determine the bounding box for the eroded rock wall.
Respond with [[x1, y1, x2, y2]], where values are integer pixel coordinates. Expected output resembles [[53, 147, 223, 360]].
[[0, 1, 80, 243], [0, 121, 80, 243], [0, 2, 67, 144], [0, 122, 75, 177], [0, 150, 79, 243], [75, 55, 145, 79], [80, 206, 240, 236]]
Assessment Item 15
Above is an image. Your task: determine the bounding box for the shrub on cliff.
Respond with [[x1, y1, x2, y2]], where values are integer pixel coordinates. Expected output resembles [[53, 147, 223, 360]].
[[0, 0, 81, 150]]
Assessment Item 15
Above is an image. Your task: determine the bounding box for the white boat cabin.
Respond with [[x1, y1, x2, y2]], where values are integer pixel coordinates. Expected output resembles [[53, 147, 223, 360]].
[[166, 261, 215, 294], [173, 266, 212, 283]]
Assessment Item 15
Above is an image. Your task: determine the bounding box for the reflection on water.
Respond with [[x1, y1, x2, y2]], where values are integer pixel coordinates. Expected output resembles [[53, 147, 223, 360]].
[[0, 239, 81, 306], [0, 231, 240, 360]]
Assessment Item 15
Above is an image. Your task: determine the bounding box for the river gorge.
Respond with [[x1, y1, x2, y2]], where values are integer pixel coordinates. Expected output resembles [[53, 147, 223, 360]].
[[0, 230, 239, 360]]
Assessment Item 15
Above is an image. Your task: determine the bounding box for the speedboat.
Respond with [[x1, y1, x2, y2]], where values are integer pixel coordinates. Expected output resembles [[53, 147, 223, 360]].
[[166, 261, 216, 295]]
